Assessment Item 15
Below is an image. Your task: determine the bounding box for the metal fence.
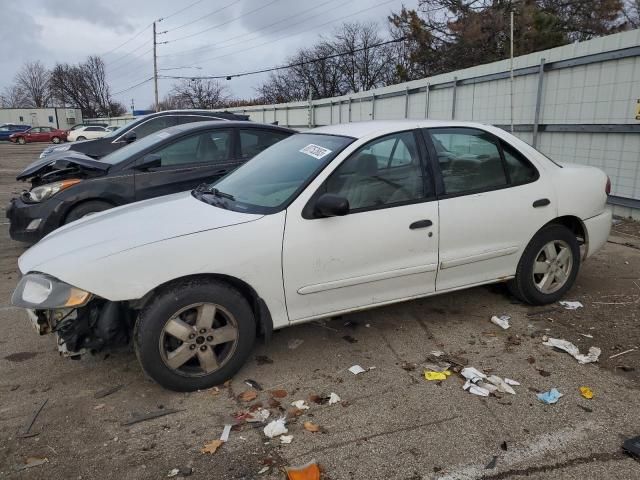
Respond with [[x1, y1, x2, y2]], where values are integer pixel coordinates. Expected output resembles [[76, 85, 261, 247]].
[[222, 29, 640, 218]]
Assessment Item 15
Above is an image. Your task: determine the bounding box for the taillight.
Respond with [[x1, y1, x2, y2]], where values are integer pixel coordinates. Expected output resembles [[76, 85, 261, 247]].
[[605, 177, 611, 196]]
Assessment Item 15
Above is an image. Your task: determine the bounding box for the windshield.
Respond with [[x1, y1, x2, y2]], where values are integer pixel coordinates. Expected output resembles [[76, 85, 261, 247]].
[[103, 116, 145, 138], [201, 133, 353, 214], [100, 129, 175, 165]]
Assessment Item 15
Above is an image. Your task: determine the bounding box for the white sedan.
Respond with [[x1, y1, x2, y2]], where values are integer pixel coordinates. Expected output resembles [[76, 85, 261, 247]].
[[67, 125, 109, 142], [12, 120, 612, 391]]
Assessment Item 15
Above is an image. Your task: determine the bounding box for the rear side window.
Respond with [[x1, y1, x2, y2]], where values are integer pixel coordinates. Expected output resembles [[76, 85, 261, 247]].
[[239, 129, 290, 159], [502, 142, 538, 184], [131, 116, 179, 139], [153, 130, 233, 167]]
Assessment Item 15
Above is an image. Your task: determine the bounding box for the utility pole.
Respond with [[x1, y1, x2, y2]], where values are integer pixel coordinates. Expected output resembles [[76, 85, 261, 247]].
[[153, 21, 159, 112]]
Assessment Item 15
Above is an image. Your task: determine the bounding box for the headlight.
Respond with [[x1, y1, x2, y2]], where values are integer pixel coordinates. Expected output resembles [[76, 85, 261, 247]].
[[12, 273, 92, 309], [26, 179, 81, 203], [40, 144, 71, 158]]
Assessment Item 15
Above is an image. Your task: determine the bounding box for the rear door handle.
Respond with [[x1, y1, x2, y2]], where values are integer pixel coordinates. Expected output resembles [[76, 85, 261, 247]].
[[409, 219, 433, 229], [532, 198, 550, 208]]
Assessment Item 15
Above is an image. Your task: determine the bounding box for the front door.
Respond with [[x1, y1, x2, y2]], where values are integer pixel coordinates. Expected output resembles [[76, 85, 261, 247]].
[[134, 129, 238, 201], [422, 127, 557, 291], [282, 130, 439, 322]]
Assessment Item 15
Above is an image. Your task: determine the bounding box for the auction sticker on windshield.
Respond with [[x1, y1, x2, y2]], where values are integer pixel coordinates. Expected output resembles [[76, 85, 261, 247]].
[[300, 144, 332, 159]]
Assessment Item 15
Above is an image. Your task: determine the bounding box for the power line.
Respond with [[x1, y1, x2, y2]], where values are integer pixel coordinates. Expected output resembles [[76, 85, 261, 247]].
[[101, 23, 152, 57], [164, 0, 281, 43], [160, 0, 340, 60], [107, 47, 154, 77], [157, 0, 206, 23], [112, 77, 155, 96], [159, 37, 405, 81], [167, 0, 398, 67], [105, 41, 150, 67], [161, 0, 241, 33]]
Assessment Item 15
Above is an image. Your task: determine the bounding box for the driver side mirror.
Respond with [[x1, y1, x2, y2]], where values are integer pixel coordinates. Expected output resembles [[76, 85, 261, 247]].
[[124, 131, 137, 144], [314, 193, 349, 218], [134, 154, 161, 171]]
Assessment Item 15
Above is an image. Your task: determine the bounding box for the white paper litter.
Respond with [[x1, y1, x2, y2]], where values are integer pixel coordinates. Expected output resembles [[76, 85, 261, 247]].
[[430, 350, 445, 357], [220, 424, 232, 441], [579, 333, 594, 339], [543, 337, 601, 364], [167, 469, 180, 478], [559, 301, 583, 310], [264, 417, 288, 438], [328, 393, 341, 405], [290, 400, 310, 410], [348, 365, 367, 375], [463, 380, 490, 397], [487, 375, 516, 395], [461, 367, 488, 381], [490, 315, 511, 330], [258, 466, 270, 474], [246, 409, 271, 423], [280, 435, 293, 444], [288, 339, 304, 349], [504, 378, 520, 386]]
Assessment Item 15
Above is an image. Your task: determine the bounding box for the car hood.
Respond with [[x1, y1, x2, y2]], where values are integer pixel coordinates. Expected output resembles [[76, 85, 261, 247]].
[[19, 191, 262, 275], [16, 151, 110, 181]]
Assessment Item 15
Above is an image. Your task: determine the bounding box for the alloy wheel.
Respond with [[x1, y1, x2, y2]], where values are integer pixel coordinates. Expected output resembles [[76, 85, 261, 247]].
[[159, 302, 239, 377], [532, 240, 573, 294]]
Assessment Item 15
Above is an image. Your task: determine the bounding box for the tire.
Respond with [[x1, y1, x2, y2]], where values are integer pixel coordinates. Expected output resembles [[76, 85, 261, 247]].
[[76, 136, 86, 141], [52, 136, 61, 144], [17, 137, 26, 145], [134, 279, 256, 391], [65, 200, 112, 224], [509, 224, 580, 305]]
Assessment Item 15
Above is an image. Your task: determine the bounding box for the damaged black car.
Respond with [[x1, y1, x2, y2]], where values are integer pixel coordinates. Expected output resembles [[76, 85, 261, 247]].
[[6, 121, 294, 243]]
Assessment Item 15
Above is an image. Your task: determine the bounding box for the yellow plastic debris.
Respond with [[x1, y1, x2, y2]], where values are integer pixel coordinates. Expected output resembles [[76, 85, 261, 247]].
[[424, 370, 452, 381], [579, 386, 593, 399]]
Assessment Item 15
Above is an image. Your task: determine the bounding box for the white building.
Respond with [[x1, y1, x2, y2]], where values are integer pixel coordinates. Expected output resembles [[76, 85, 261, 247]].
[[0, 108, 83, 129]]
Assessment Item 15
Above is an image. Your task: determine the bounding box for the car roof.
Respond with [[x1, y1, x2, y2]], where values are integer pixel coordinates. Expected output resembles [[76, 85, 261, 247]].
[[309, 120, 493, 139], [168, 120, 296, 135], [146, 109, 249, 121]]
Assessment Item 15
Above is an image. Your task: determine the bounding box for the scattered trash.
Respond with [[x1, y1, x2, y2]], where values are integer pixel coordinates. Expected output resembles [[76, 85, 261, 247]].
[[238, 390, 258, 402], [500, 441, 508, 451], [285, 460, 321, 480], [579, 333, 594, 339], [270, 389, 288, 398], [94, 403, 106, 410], [579, 387, 593, 399], [430, 350, 445, 357], [504, 378, 520, 386], [201, 439, 224, 454], [342, 335, 358, 344], [487, 375, 516, 395], [247, 409, 271, 423], [559, 301, 583, 310], [424, 370, 452, 381], [485, 455, 498, 469], [245, 380, 263, 391], [423, 360, 451, 372], [348, 365, 366, 375], [15, 457, 48, 471], [94, 384, 124, 399], [280, 435, 293, 444], [542, 338, 601, 364], [121, 408, 182, 426], [303, 421, 321, 432], [168, 468, 192, 478], [258, 466, 270, 474], [220, 424, 232, 442], [168, 468, 180, 477], [461, 367, 519, 397], [291, 400, 310, 410], [264, 417, 288, 438], [609, 347, 638, 359], [490, 315, 511, 330], [18, 399, 48, 438], [288, 339, 304, 350], [537, 388, 563, 404], [328, 393, 341, 405], [622, 435, 640, 459]]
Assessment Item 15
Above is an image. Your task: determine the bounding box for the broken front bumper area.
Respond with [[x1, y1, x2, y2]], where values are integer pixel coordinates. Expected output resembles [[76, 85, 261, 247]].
[[30, 300, 134, 357]]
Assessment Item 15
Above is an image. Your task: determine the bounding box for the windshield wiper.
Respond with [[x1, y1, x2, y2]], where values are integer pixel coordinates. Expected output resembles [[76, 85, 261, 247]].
[[193, 184, 235, 200]]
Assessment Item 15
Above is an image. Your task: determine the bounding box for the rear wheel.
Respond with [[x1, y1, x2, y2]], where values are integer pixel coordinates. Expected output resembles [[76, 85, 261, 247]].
[[76, 136, 86, 141], [65, 200, 112, 224], [17, 137, 26, 145], [52, 136, 61, 144], [509, 224, 580, 305], [134, 279, 256, 391]]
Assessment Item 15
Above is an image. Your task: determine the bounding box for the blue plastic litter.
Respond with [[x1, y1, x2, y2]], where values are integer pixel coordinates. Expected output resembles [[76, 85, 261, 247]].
[[537, 388, 563, 404]]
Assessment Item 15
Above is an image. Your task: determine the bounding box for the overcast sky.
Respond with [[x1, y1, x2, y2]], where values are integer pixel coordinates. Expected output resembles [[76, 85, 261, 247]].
[[0, 0, 413, 111]]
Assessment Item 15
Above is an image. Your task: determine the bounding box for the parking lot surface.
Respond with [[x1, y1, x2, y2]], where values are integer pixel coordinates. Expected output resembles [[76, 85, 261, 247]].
[[0, 143, 639, 479]]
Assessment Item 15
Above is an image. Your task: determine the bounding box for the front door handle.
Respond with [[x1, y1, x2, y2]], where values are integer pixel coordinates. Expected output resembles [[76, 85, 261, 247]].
[[409, 219, 433, 229], [533, 198, 550, 208]]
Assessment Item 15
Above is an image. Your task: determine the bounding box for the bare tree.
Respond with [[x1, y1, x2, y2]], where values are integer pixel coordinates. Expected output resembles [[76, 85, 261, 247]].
[[169, 78, 231, 109], [14, 61, 51, 107], [621, 0, 640, 26], [0, 85, 29, 108]]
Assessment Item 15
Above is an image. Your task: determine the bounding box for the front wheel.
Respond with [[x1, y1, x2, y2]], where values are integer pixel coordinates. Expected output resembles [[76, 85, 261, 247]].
[[134, 279, 256, 391], [17, 137, 26, 145], [76, 136, 86, 141], [52, 136, 61, 144], [509, 224, 580, 305]]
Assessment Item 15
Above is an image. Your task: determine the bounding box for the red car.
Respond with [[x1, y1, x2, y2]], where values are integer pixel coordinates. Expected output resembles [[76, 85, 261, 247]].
[[9, 127, 67, 145]]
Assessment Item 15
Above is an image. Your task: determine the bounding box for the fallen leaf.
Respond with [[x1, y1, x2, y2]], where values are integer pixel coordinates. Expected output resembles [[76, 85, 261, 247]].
[[270, 389, 287, 398], [579, 386, 594, 399], [303, 421, 320, 432], [238, 390, 258, 402], [268, 398, 282, 408], [201, 439, 224, 454], [287, 408, 303, 418]]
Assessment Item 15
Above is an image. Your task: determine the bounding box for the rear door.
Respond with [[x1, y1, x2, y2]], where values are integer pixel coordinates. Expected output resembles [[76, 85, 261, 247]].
[[134, 129, 237, 201], [423, 127, 556, 291]]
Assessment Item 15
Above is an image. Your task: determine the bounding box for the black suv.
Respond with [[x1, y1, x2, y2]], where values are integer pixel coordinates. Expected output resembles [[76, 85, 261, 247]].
[[39, 110, 249, 160]]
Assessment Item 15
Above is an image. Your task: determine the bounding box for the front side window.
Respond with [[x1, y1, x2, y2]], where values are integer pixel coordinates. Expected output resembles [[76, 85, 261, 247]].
[[324, 131, 427, 211], [239, 129, 290, 159], [153, 131, 232, 167], [428, 128, 508, 195], [30, 127, 40, 133]]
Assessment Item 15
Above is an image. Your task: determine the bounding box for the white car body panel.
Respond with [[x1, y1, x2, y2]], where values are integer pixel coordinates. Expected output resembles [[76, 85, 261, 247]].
[[67, 127, 107, 142], [17, 120, 612, 331]]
